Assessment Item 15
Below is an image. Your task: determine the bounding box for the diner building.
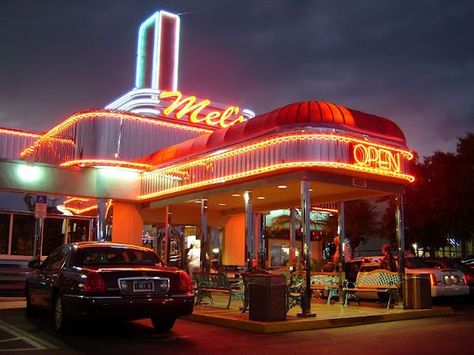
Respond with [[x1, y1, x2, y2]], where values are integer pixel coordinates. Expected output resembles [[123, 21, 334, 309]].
[[0, 10, 415, 278]]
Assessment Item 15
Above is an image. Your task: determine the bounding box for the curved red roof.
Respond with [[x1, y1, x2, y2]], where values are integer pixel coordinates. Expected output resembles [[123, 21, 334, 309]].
[[146, 101, 406, 167]]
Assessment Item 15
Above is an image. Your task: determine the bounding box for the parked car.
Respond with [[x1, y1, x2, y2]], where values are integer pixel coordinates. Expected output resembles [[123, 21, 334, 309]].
[[423, 258, 474, 295], [25, 242, 194, 332], [461, 254, 474, 270], [347, 256, 469, 298]]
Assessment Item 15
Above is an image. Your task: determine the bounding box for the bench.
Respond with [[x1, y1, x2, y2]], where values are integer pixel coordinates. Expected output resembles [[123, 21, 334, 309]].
[[309, 272, 340, 304], [342, 269, 400, 309], [193, 272, 244, 309]]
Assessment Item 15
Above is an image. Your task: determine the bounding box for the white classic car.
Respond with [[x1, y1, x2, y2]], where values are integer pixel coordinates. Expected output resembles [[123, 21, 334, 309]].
[[348, 256, 469, 298]]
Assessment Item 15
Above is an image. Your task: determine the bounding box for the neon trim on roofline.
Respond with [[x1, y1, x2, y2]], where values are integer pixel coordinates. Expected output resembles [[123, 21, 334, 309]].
[[20, 110, 213, 158], [138, 160, 414, 200], [145, 133, 413, 174], [60, 159, 151, 170]]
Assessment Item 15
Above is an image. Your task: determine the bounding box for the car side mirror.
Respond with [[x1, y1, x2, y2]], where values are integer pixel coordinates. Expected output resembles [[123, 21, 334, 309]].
[[28, 259, 41, 269]]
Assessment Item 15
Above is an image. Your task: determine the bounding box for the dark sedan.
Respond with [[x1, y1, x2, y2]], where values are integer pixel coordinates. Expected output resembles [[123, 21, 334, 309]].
[[25, 242, 194, 332]]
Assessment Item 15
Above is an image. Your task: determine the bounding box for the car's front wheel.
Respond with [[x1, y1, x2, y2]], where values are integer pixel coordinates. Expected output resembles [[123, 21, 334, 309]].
[[151, 317, 176, 332], [53, 295, 70, 332]]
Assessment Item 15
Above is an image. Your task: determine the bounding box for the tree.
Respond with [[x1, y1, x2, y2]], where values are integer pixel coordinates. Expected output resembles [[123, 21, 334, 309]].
[[344, 200, 380, 251]]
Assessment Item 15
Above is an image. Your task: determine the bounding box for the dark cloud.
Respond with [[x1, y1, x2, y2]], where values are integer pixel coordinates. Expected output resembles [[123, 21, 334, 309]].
[[0, 0, 473, 157]]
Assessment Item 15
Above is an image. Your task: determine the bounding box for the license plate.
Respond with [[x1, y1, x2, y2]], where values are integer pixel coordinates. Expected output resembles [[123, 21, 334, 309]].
[[133, 280, 154, 293]]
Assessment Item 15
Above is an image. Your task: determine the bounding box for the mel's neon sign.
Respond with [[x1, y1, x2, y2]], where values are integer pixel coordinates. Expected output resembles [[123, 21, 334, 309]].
[[159, 90, 246, 128], [352, 143, 403, 174]]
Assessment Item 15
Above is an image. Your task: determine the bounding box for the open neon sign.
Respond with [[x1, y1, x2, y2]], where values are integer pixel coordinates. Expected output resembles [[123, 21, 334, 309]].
[[352, 143, 402, 174], [159, 90, 246, 128]]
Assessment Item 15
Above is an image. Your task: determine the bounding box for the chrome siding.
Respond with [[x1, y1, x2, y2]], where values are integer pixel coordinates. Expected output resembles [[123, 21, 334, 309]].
[[140, 135, 411, 199], [0, 132, 37, 160], [32, 114, 206, 165]]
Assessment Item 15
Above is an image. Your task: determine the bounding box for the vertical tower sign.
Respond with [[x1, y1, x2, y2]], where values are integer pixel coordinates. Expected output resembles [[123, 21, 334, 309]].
[[135, 11, 180, 91]]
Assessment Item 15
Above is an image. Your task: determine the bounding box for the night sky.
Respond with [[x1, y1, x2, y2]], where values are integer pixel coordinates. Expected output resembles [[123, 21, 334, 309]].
[[0, 0, 473, 158]]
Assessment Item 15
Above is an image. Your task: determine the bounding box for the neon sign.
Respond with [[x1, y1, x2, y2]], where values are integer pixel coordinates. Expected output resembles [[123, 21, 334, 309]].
[[352, 143, 402, 174], [160, 91, 246, 128]]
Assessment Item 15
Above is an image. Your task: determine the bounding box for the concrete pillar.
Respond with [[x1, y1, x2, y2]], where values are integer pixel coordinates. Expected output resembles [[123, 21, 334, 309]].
[[223, 214, 245, 265], [298, 179, 316, 317], [244, 191, 254, 269], [255, 213, 266, 269], [111, 201, 143, 246]]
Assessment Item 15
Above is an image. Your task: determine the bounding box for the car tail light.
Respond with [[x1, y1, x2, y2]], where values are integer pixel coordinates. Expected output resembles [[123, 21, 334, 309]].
[[178, 271, 193, 293], [83, 271, 106, 293], [429, 273, 437, 286]]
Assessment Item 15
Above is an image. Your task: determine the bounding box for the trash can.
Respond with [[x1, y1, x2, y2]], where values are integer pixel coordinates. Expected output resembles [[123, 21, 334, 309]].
[[248, 274, 287, 321], [404, 274, 432, 309]]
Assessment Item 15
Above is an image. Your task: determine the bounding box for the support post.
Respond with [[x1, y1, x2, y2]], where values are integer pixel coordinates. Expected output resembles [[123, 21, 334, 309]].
[[338, 201, 346, 304], [163, 206, 170, 264], [289, 207, 297, 268], [200, 199, 208, 272], [297, 179, 316, 317], [395, 193, 406, 307], [33, 218, 44, 260], [96, 198, 107, 242], [244, 191, 254, 270], [258, 213, 267, 269]]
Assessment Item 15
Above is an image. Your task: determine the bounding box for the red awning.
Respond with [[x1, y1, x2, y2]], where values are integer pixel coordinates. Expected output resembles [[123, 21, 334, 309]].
[[145, 101, 406, 167]]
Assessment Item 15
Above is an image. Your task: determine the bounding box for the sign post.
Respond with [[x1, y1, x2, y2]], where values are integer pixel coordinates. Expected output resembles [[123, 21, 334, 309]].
[[33, 195, 47, 259]]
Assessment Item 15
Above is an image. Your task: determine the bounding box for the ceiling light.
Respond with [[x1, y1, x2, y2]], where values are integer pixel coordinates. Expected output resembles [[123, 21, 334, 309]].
[[231, 193, 240, 197], [218, 203, 226, 206], [277, 185, 287, 189], [257, 196, 265, 200]]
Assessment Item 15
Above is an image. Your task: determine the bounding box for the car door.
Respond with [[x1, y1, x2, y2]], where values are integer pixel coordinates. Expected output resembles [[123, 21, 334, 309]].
[[31, 247, 69, 309]]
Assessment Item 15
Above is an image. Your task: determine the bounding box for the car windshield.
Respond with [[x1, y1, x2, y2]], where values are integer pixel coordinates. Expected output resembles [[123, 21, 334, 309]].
[[73, 247, 162, 267], [404, 258, 430, 269]]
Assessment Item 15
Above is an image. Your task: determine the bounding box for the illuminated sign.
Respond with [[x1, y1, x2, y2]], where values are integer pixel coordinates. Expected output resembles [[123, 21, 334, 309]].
[[160, 91, 246, 128], [352, 143, 402, 174]]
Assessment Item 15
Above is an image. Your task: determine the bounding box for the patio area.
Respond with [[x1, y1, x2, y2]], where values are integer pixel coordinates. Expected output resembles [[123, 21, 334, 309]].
[[184, 294, 454, 333]]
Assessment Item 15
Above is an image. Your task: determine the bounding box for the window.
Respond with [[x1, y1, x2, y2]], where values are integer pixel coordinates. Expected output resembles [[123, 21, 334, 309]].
[[68, 219, 90, 243], [42, 218, 66, 256], [0, 214, 10, 254], [11, 214, 35, 256], [73, 247, 161, 267]]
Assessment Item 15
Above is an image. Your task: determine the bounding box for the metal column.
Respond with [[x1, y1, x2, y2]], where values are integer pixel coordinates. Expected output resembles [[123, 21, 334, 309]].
[[258, 213, 267, 269], [200, 199, 208, 272], [289, 207, 297, 268], [297, 179, 316, 317], [163, 206, 170, 264], [338, 201, 346, 304], [96, 198, 107, 242], [395, 193, 406, 307], [244, 191, 254, 270]]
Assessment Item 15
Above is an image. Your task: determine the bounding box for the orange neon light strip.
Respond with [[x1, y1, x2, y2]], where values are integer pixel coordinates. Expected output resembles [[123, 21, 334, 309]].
[[144, 133, 413, 176], [20, 110, 213, 158], [139, 133, 414, 200], [0, 128, 75, 145], [63, 199, 112, 215], [314, 207, 339, 214], [0, 128, 41, 138], [60, 159, 152, 170], [138, 161, 415, 201], [64, 197, 91, 205], [64, 205, 98, 215]]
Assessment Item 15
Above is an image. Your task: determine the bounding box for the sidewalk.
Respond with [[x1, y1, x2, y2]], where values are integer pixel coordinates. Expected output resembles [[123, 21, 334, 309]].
[[184, 295, 454, 333], [0, 297, 26, 310]]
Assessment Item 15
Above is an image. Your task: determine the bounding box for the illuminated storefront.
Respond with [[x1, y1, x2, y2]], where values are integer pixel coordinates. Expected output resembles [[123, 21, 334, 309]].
[[0, 8, 413, 290]]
